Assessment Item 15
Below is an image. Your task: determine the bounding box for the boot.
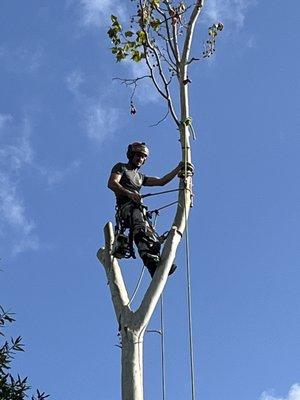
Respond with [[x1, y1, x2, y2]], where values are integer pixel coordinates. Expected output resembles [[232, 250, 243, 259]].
[[142, 254, 177, 278]]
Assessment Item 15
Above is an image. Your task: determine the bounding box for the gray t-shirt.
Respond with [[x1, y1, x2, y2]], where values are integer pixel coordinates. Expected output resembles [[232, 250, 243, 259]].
[[111, 162, 148, 206]]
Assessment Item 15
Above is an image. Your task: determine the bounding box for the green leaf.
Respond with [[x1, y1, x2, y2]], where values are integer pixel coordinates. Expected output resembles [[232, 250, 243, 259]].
[[137, 30, 146, 44], [107, 27, 117, 39], [151, 0, 160, 7], [116, 49, 127, 62], [111, 15, 118, 23], [131, 50, 144, 62], [125, 31, 134, 37], [150, 19, 161, 30]]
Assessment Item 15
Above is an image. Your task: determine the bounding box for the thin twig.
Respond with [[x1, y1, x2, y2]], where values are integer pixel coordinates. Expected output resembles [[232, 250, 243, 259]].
[[150, 109, 170, 127]]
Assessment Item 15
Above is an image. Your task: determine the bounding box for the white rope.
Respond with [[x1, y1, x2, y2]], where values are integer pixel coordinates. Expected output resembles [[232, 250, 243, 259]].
[[160, 294, 166, 400], [184, 133, 196, 400], [126, 265, 146, 307]]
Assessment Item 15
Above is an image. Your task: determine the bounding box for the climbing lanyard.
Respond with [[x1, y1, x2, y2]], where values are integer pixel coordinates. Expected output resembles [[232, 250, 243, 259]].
[[141, 188, 183, 199]]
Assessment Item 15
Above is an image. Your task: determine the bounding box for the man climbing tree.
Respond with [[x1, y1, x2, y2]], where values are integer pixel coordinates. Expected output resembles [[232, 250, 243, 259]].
[[108, 141, 193, 277], [97, 1, 224, 399]]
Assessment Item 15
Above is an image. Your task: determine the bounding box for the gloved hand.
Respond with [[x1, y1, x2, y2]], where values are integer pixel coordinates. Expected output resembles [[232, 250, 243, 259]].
[[177, 161, 195, 177]]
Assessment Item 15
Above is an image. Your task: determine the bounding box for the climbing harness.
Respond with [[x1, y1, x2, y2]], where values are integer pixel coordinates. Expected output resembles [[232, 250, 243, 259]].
[[112, 205, 136, 259], [112, 188, 183, 261]]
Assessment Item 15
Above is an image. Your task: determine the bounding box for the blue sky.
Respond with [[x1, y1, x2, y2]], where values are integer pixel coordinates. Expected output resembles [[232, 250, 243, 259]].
[[1, 1, 300, 399]]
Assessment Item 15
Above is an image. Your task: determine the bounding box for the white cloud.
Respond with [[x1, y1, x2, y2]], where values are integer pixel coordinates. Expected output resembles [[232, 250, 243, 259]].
[[66, 70, 121, 142], [0, 117, 34, 172], [0, 114, 79, 255], [127, 61, 160, 104], [38, 160, 81, 187], [0, 113, 12, 130], [85, 102, 120, 142], [66, 69, 85, 96], [0, 116, 38, 255], [0, 45, 43, 74], [0, 175, 33, 231], [204, 0, 256, 28], [260, 384, 300, 400], [78, 0, 125, 27]]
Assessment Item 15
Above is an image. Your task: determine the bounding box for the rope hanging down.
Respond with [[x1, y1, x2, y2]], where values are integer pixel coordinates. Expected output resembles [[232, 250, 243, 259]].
[[183, 135, 196, 400], [160, 295, 166, 400], [126, 265, 146, 307]]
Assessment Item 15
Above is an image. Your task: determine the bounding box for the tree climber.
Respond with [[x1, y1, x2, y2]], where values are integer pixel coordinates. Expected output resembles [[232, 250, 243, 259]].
[[108, 142, 191, 278]]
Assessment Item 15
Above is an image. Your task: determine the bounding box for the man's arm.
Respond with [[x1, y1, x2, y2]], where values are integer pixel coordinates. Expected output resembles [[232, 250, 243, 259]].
[[144, 162, 194, 187], [144, 164, 182, 187], [108, 173, 141, 202]]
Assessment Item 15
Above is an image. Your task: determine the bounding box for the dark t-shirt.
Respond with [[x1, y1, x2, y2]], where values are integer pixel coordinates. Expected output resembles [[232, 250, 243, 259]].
[[111, 162, 148, 206]]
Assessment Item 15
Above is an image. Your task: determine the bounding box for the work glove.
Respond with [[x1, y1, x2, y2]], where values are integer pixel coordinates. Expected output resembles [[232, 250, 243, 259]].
[[178, 161, 195, 178]]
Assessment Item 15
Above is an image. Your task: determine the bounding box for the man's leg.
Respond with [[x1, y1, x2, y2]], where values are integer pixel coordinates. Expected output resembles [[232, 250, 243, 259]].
[[121, 203, 176, 277], [130, 207, 161, 276]]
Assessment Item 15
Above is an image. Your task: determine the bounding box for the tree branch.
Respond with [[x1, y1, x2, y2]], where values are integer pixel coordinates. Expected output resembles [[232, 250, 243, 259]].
[[149, 108, 169, 127], [144, 48, 168, 100], [97, 222, 130, 320], [163, 0, 181, 62], [155, 5, 179, 66], [144, 36, 179, 125], [181, 0, 204, 65]]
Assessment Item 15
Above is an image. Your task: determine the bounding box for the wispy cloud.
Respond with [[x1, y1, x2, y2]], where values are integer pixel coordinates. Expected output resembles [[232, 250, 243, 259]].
[[85, 102, 119, 142], [127, 61, 160, 105], [66, 70, 85, 95], [204, 0, 256, 28], [66, 69, 121, 143], [0, 113, 12, 130], [38, 160, 81, 187], [0, 114, 80, 255], [0, 117, 39, 255], [260, 383, 300, 400], [77, 0, 125, 28], [0, 173, 39, 255], [0, 117, 34, 172], [0, 45, 43, 74]]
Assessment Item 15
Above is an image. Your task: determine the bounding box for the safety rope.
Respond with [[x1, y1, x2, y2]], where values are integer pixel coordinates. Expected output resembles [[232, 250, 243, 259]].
[[141, 188, 183, 199], [184, 206, 196, 400], [160, 294, 166, 400], [149, 200, 179, 227], [149, 200, 178, 215], [126, 265, 146, 307], [183, 132, 196, 400]]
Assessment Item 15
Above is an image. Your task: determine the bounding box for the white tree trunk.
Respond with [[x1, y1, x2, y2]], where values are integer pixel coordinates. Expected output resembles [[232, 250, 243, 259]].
[[121, 326, 145, 400], [97, 224, 182, 400]]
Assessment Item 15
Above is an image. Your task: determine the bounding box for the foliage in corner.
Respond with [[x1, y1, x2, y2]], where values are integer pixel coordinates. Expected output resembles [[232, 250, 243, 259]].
[[0, 305, 50, 400]]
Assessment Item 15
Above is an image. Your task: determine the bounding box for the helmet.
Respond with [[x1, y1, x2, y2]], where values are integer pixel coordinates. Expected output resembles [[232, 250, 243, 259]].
[[126, 142, 149, 160]]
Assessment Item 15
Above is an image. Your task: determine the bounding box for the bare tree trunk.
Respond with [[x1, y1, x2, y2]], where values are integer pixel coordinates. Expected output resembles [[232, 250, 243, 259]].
[[98, 224, 184, 400], [121, 326, 145, 400]]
